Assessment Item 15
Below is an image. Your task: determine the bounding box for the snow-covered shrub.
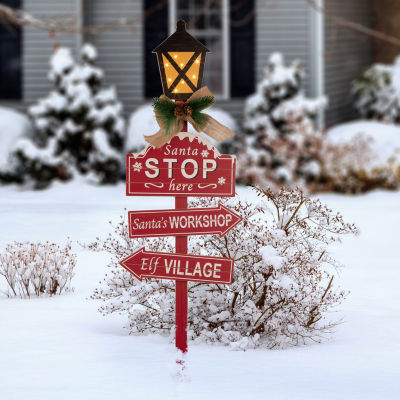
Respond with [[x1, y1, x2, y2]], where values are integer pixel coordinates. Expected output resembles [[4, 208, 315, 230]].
[[11, 44, 125, 189], [237, 119, 325, 190], [318, 122, 400, 193], [352, 57, 400, 122], [0, 241, 76, 298], [237, 53, 326, 189], [126, 104, 237, 154], [88, 187, 357, 349]]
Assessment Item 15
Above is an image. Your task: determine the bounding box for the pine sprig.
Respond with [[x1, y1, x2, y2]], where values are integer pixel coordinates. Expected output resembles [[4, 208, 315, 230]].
[[187, 96, 214, 129], [187, 96, 215, 112], [153, 97, 176, 134], [191, 111, 208, 129], [153, 95, 215, 133]]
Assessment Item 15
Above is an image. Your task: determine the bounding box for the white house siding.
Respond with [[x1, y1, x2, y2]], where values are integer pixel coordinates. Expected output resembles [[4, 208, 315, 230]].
[[84, 0, 143, 117], [23, 0, 79, 106], [256, 0, 313, 95], [324, 0, 372, 126]]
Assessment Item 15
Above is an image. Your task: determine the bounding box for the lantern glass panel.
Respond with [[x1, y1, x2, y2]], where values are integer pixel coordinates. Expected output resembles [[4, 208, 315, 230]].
[[161, 51, 203, 94], [187, 55, 201, 86], [162, 55, 178, 88], [168, 52, 194, 68], [175, 80, 193, 94]]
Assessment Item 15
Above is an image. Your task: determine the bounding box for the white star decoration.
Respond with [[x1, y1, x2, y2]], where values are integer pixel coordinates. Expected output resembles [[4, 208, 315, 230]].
[[201, 150, 209, 158], [218, 177, 226, 185], [133, 162, 142, 172]]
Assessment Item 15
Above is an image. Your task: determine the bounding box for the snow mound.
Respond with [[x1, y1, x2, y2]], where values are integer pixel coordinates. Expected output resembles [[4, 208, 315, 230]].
[[327, 120, 400, 166], [0, 107, 33, 170], [126, 104, 237, 153]]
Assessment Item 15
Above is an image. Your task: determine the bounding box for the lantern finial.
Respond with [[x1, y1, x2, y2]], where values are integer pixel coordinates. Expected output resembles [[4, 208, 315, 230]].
[[176, 20, 186, 32]]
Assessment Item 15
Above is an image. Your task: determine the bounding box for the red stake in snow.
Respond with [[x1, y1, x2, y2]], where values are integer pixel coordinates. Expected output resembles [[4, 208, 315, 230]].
[[120, 248, 234, 285], [128, 203, 242, 238]]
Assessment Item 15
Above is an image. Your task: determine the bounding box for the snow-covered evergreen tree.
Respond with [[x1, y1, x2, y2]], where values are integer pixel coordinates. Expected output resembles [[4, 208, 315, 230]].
[[13, 44, 125, 189], [237, 53, 326, 189], [352, 56, 400, 122]]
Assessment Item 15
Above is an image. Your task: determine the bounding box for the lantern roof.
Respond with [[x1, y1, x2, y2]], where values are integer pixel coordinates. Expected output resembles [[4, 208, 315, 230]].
[[152, 20, 210, 54]]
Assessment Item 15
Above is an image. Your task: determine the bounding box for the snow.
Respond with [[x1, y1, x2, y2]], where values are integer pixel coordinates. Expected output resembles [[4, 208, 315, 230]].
[[264, 52, 299, 87], [49, 47, 74, 78], [0, 182, 399, 399], [125, 104, 155, 151], [272, 94, 328, 120], [0, 107, 33, 170], [95, 87, 118, 105], [81, 43, 98, 61], [30, 91, 67, 115], [391, 57, 400, 100], [327, 120, 400, 166], [126, 104, 237, 153], [15, 137, 62, 166], [92, 129, 121, 160], [259, 245, 284, 269]]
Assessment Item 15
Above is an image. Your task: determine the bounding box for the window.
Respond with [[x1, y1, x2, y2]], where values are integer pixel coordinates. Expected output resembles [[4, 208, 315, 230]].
[[144, 0, 169, 98], [170, 0, 230, 99], [144, 0, 254, 99], [0, 0, 22, 100]]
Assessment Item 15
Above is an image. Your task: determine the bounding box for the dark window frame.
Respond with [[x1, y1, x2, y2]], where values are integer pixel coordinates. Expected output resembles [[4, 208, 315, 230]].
[[0, 0, 22, 100]]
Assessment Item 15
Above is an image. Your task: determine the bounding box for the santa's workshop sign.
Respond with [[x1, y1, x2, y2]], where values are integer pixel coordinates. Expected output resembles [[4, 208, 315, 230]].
[[128, 203, 242, 238]]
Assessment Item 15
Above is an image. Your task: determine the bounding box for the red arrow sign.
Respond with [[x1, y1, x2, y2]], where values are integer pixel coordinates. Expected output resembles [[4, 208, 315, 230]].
[[128, 203, 243, 238], [119, 248, 234, 284]]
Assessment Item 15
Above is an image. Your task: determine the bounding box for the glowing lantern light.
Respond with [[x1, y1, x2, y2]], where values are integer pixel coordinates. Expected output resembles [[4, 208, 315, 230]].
[[153, 20, 210, 100]]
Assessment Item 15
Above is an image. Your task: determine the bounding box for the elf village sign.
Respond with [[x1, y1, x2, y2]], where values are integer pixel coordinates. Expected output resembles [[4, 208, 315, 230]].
[[119, 20, 242, 355]]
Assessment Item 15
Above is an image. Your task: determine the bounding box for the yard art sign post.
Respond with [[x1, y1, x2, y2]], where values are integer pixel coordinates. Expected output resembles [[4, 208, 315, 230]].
[[119, 20, 241, 354]]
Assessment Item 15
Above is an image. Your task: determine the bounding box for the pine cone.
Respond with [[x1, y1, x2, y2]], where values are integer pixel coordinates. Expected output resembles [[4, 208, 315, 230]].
[[184, 105, 193, 116], [174, 106, 184, 117]]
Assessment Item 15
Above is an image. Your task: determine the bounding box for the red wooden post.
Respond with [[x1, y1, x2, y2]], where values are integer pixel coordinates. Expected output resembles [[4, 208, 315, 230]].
[[175, 119, 188, 353], [175, 197, 188, 353]]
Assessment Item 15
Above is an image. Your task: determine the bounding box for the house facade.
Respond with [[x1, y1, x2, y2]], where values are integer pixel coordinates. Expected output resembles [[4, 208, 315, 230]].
[[1, 0, 372, 127]]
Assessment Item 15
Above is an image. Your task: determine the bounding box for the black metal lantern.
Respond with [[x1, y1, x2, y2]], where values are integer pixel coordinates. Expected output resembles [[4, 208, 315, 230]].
[[153, 20, 210, 101]]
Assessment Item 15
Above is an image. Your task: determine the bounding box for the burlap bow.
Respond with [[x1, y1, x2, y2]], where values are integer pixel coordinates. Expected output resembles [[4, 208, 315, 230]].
[[144, 87, 235, 148]]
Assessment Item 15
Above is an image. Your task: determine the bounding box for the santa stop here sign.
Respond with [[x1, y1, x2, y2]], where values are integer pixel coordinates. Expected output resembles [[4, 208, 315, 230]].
[[126, 132, 236, 197]]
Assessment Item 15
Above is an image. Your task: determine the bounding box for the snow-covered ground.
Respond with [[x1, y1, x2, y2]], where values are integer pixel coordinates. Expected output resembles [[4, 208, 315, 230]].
[[0, 182, 399, 399]]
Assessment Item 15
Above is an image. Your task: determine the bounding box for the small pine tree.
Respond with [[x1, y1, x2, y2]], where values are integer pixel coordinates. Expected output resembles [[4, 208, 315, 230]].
[[13, 44, 125, 189], [352, 56, 400, 122], [237, 53, 326, 189]]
